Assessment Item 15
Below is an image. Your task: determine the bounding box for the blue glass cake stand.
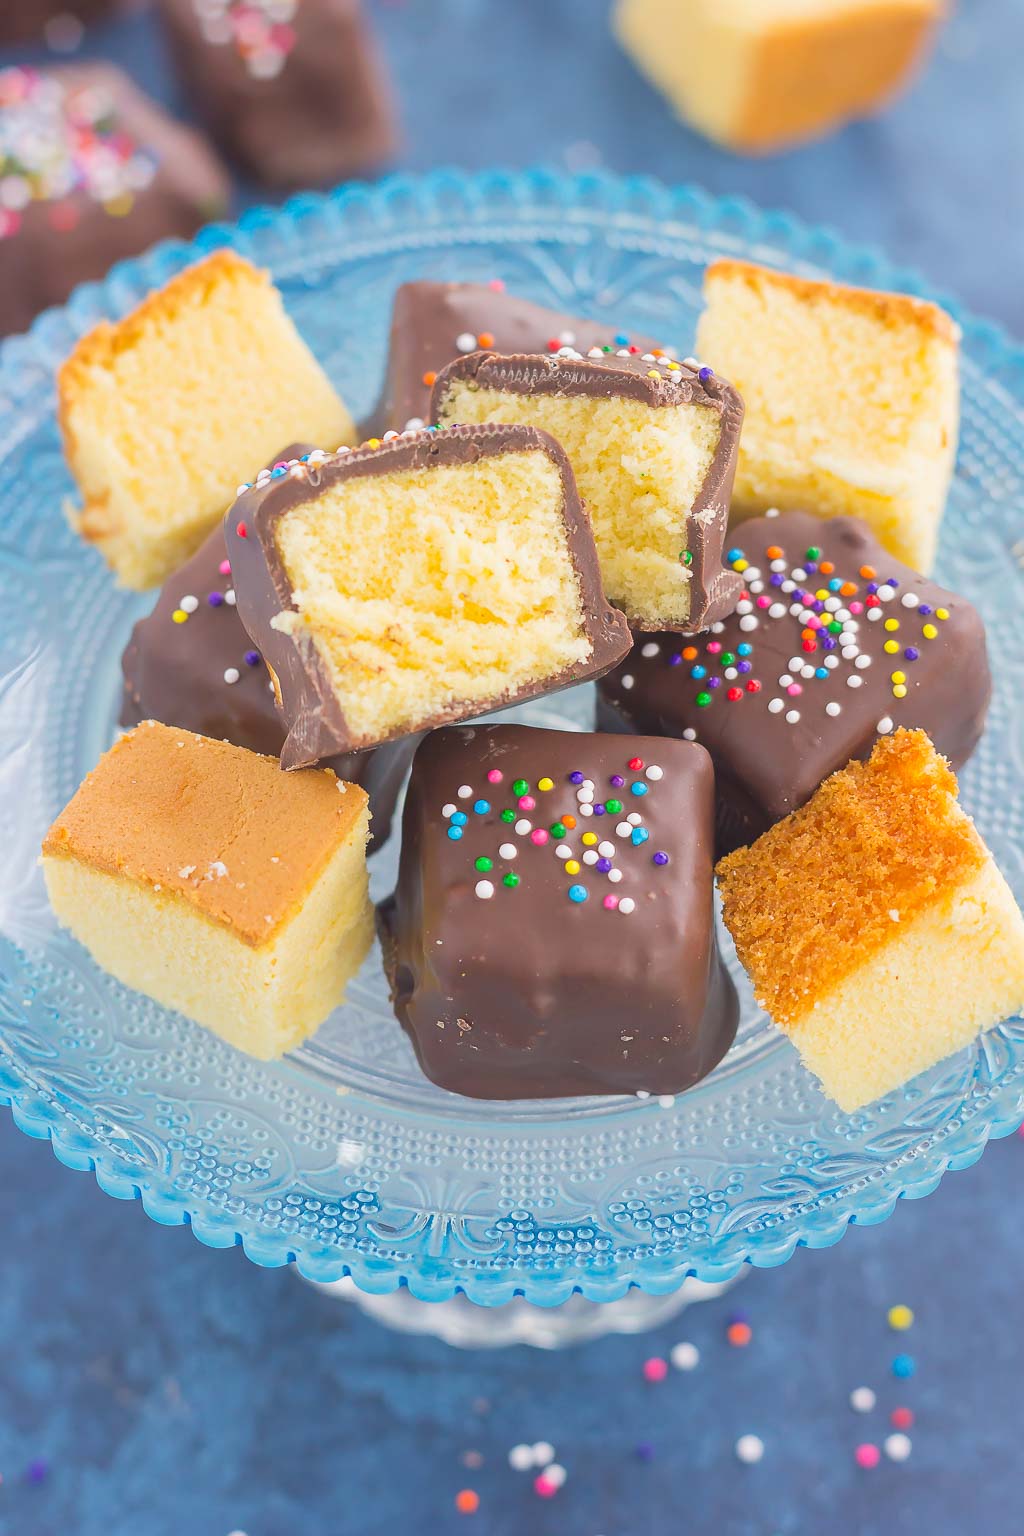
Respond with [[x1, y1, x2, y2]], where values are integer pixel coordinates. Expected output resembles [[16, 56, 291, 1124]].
[[2, 170, 1023, 1346]]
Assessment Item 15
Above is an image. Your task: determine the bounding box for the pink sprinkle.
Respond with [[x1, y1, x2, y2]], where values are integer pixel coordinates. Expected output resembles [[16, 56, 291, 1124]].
[[756, 594, 771, 608], [273, 461, 290, 471], [519, 795, 536, 811], [806, 615, 822, 630], [603, 895, 618, 910], [855, 1444, 881, 1469], [488, 278, 506, 292], [219, 559, 231, 577], [643, 1357, 669, 1382], [533, 1475, 557, 1498], [849, 601, 864, 614], [786, 683, 802, 697], [530, 829, 549, 846], [487, 769, 503, 784], [706, 641, 722, 654]]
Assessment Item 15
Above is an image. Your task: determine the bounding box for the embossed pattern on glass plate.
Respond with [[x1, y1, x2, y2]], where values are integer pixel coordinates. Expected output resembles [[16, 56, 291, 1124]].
[[1, 170, 1022, 1304]]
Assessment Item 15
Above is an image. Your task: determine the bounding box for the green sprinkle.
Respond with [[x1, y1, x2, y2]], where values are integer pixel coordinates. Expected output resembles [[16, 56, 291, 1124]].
[[696, 691, 712, 707], [512, 778, 529, 797], [828, 620, 843, 634], [806, 545, 822, 561], [550, 822, 566, 839], [721, 651, 735, 666], [502, 871, 520, 888], [500, 808, 515, 823], [474, 856, 493, 873], [680, 550, 693, 567], [606, 798, 623, 814]]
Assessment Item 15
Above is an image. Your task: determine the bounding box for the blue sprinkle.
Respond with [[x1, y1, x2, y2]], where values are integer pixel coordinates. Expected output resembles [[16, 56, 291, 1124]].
[[614, 333, 629, 346], [473, 799, 490, 815], [447, 826, 463, 841], [690, 665, 707, 681], [450, 811, 468, 827], [568, 884, 588, 903], [631, 782, 648, 797], [828, 578, 842, 593], [892, 1354, 916, 1379], [815, 667, 828, 680], [737, 643, 753, 657], [271, 466, 286, 478], [727, 547, 744, 563], [631, 827, 649, 846]]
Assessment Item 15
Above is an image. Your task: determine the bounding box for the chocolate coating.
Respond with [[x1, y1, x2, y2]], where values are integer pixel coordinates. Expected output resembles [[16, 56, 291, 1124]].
[[364, 280, 664, 436], [157, 0, 396, 189], [378, 724, 738, 1099], [432, 348, 744, 632], [0, 64, 229, 338], [119, 523, 416, 849], [226, 425, 632, 766], [597, 511, 991, 853]]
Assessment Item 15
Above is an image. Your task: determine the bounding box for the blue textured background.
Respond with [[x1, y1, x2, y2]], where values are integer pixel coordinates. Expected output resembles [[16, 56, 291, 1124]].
[[2, 2, 1021, 1532]]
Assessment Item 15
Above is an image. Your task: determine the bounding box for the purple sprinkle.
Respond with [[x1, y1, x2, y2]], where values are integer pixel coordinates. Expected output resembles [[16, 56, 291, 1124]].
[[570, 771, 584, 785], [887, 577, 900, 589], [821, 636, 838, 651], [905, 646, 920, 661], [207, 591, 224, 607], [728, 1307, 750, 1326], [244, 650, 261, 667], [769, 572, 784, 587], [653, 851, 669, 866], [804, 562, 818, 575], [635, 1442, 656, 1462], [708, 676, 722, 690], [698, 365, 714, 383], [593, 804, 606, 816], [669, 653, 683, 666], [867, 581, 879, 595], [918, 603, 933, 616], [596, 857, 613, 873], [813, 600, 826, 614], [737, 660, 752, 674], [610, 774, 625, 788], [26, 1459, 48, 1485]]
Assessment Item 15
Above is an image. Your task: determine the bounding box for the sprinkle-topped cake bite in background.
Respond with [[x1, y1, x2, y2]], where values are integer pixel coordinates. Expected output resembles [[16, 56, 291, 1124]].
[[379, 724, 738, 1099], [0, 65, 229, 338], [718, 730, 1024, 1113], [226, 426, 631, 764], [432, 348, 744, 632], [59, 251, 355, 589], [598, 511, 990, 853], [614, 0, 944, 154], [365, 278, 664, 436], [156, 0, 396, 188], [695, 260, 959, 571], [42, 723, 374, 1060], [119, 469, 417, 851]]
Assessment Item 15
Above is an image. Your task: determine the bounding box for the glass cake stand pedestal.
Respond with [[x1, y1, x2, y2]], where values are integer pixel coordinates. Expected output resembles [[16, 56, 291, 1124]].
[[1, 170, 1023, 1324]]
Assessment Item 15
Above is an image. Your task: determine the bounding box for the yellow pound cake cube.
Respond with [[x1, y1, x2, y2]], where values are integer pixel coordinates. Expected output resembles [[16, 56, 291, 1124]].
[[696, 260, 959, 571], [717, 730, 1024, 1112], [614, 0, 944, 154], [59, 250, 355, 589], [42, 722, 373, 1059]]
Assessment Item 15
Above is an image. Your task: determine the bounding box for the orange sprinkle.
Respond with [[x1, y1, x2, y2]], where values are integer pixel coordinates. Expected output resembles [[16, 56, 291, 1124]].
[[651, 347, 664, 357], [422, 370, 437, 386], [727, 1321, 752, 1347], [682, 646, 698, 661], [766, 546, 783, 560], [455, 1490, 480, 1515], [562, 814, 576, 829], [860, 564, 877, 580], [819, 560, 834, 575], [801, 628, 816, 641], [840, 581, 858, 597], [477, 332, 495, 349]]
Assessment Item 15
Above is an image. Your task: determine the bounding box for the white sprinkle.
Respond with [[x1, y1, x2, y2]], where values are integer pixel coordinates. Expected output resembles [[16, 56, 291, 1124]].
[[455, 331, 477, 351], [877, 716, 894, 734], [559, 330, 576, 345], [635, 1089, 650, 1098], [739, 615, 758, 632], [457, 784, 473, 799], [532, 1442, 555, 1468], [403, 416, 425, 432], [711, 621, 725, 634], [178, 865, 196, 879], [499, 843, 517, 860], [618, 897, 636, 915], [223, 668, 240, 684], [825, 655, 840, 670], [583, 850, 599, 865], [441, 803, 456, 818], [901, 592, 920, 608], [735, 1435, 764, 1465], [765, 507, 780, 518], [825, 702, 841, 717], [850, 1386, 876, 1413], [769, 602, 786, 619], [878, 584, 896, 601], [767, 698, 784, 714], [598, 841, 616, 857], [657, 1095, 675, 1109], [207, 861, 228, 879], [855, 654, 872, 669], [847, 675, 863, 689], [555, 844, 572, 859], [179, 594, 198, 613], [627, 812, 642, 826], [671, 1341, 699, 1371], [225, 590, 236, 606], [475, 880, 495, 900], [607, 867, 623, 884], [576, 788, 594, 804], [543, 1463, 567, 1489], [835, 608, 851, 623], [587, 346, 604, 358], [769, 558, 786, 573], [867, 607, 883, 621], [824, 597, 841, 613], [889, 909, 901, 921], [682, 728, 697, 741], [682, 356, 699, 369], [724, 668, 738, 681], [792, 568, 807, 582], [613, 668, 634, 690], [800, 666, 816, 680], [735, 599, 753, 615], [616, 822, 632, 837], [645, 764, 663, 781], [781, 580, 795, 594], [742, 567, 761, 583], [581, 779, 595, 790], [508, 1444, 534, 1472], [382, 430, 400, 441], [884, 1433, 912, 1462], [641, 642, 660, 659], [779, 674, 793, 688], [514, 819, 532, 835], [578, 803, 594, 817], [748, 580, 764, 595], [785, 709, 800, 724]]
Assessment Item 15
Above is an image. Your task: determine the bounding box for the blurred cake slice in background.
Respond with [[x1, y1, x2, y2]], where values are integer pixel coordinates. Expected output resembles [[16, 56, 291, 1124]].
[[614, 0, 945, 153], [59, 250, 355, 589], [42, 722, 373, 1059], [718, 730, 1024, 1113], [696, 260, 959, 571]]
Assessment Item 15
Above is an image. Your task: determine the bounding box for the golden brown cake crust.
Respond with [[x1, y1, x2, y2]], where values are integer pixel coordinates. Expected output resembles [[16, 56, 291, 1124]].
[[703, 259, 958, 345], [716, 730, 986, 1027], [42, 721, 368, 947]]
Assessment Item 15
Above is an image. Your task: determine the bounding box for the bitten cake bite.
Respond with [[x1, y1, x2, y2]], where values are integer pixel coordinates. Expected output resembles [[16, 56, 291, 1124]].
[[379, 725, 738, 1098], [119, 514, 417, 849], [42, 723, 373, 1059], [432, 349, 743, 632], [0, 64, 229, 337], [157, 0, 396, 189], [226, 427, 631, 764], [614, 0, 943, 154], [598, 511, 990, 852], [695, 260, 959, 571], [366, 278, 663, 436], [718, 731, 1024, 1113], [59, 250, 355, 589]]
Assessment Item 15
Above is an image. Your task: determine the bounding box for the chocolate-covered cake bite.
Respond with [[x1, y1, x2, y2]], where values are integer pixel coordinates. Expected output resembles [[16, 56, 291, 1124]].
[[378, 724, 739, 1099], [0, 64, 229, 338], [598, 511, 991, 853], [157, 0, 396, 189], [433, 348, 744, 632], [365, 279, 663, 436], [0, 0, 118, 47], [119, 519, 417, 849], [226, 428, 631, 765]]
